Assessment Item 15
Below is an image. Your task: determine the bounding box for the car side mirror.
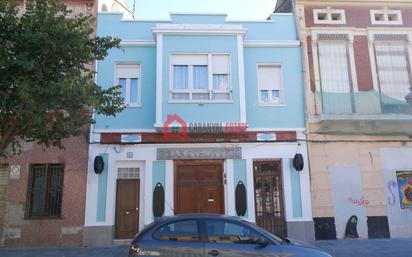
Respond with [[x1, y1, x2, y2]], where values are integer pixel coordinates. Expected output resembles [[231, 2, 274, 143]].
[[255, 237, 269, 248]]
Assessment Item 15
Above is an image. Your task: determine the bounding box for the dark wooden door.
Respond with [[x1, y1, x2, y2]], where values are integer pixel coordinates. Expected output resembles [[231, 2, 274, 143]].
[[253, 161, 287, 237], [175, 160, 224, 214], [115, 179, 139, 239]]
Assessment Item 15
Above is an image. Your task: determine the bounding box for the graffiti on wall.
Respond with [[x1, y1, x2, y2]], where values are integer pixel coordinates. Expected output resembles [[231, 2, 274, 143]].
[[348, 196, 369, 206], [330, 165, 367, 239], [387, 180, 397, 206], [396, 171, 412, 209], [344, 215, 359, 239]]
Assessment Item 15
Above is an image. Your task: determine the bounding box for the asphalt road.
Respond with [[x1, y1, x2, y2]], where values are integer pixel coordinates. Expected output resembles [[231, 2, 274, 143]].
[[0, 238, 410, 257]]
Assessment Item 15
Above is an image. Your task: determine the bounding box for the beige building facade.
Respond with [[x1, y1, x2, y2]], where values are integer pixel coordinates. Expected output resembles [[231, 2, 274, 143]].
[[294, 0, 412, 239]]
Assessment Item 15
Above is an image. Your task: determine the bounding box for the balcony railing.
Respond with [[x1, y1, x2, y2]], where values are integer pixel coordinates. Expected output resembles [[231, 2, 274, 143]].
[[317, 90, 411, 117]]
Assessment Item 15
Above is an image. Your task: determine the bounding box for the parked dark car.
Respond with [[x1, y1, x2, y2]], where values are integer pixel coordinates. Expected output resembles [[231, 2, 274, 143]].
[[128, 214, 334, 257]]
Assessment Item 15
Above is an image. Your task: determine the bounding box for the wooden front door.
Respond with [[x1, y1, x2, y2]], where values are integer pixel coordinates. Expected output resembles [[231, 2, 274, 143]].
[[115, 179, 139, 239], [253, 161, 287, 237], [175, 160, 224, 214]]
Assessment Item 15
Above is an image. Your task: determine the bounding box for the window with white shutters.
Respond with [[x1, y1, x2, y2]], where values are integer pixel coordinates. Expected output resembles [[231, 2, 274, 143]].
[[318, 42, 353, 113], [375, 43, 411, 101], [257, 65, 283, 105]]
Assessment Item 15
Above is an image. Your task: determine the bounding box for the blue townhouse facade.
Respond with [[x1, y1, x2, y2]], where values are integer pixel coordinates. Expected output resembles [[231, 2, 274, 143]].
[[83, 11, 314, 246]]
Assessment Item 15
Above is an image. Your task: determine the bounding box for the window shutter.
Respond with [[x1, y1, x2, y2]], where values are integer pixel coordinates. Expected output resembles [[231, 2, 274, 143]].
[[117, 64, 140, 78], [212, 54, 230, 74], [171, 55, 208, 65], [258, 66, 282, 90], [375, 43, 411, 100], [318, 43, 351, 93]]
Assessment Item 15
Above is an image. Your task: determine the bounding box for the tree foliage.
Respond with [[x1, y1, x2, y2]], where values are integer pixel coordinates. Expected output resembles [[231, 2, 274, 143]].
[[0, 0, 124, 156]]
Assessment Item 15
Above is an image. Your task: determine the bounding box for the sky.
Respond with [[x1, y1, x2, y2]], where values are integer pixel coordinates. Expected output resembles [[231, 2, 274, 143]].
[[125, 0, 279, 20]]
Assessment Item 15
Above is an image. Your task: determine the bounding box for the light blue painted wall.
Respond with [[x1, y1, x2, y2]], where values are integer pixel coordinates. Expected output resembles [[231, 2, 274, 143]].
[[162, 35, 241, 123], [233, 159, 248, 218], [244, 47, 305, 128], [289, 159, 303, 218], [94, 46, 156, 130], [228, 16, 298, 41], [97, 14, 167, 40], [96, 153, 108, 221], [95, 13, 304, 130], [152, 161, 166, 190]]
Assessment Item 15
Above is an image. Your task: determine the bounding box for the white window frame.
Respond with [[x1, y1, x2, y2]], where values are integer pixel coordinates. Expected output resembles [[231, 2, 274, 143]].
[[370, 9, 403, 25], [313, 8, 346, 25], [310, 30, 358, 114], [367, 30, 412, 93], [169, 53, 232, 103], [367, 30, 412, 98], [257, 64, 285, 106], [115, 63, 142, 107]]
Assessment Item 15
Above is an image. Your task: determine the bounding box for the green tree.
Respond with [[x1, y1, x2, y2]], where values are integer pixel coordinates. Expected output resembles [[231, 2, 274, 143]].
[[0, 0, 124, 156]]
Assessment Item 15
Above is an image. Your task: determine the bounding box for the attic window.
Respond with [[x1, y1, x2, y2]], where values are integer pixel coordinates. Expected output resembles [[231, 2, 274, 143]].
[[314, 8, 346, 24], [371, 10, 402, 25], [317, 12, 327, 21], [331, 13, 342, 21]]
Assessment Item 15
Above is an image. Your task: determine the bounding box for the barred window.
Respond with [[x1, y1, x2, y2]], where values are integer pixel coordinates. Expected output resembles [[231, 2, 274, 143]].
[[25, 164, 64, 219]]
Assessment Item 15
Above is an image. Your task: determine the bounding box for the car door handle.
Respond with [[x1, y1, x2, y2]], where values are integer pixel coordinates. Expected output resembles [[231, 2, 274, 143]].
[[208, 249, 220, 256]]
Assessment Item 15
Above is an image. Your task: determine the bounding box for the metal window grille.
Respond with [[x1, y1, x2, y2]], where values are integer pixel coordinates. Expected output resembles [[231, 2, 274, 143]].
[[25, 164, 64, 219], [117, 167, 140, 179]]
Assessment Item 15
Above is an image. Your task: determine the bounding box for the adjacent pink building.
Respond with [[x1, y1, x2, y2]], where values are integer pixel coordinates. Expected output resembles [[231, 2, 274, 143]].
[[294, 0, 412, 239]]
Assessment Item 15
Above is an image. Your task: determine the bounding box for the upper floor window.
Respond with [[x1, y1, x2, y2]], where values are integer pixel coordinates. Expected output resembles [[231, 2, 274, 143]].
[[314, 8, 346, 24], [370, 9, 402, 25], [170, 54, 231, 102], [374, 42, 411, 101], [116, 64, 141, 107], [25, 164, 64, 219], [257, 65, 284, 106]]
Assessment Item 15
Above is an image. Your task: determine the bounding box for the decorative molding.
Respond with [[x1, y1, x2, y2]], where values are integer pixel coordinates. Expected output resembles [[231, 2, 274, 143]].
[[121, 134, 142, 143], [157, 147, 242, 160], [257, 133, 277, 141], [155, 34, 163, 126], [120, 40, 156, 46], [244, 40, 300, 47], [313, 8, 346, 25], [152, 24, 247, 35], [237, 34, 247, 123]]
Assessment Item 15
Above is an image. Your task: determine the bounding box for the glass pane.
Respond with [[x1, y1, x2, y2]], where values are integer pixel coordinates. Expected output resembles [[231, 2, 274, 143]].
[[118, 78, 126, 100], [30, 165, 47, 216], [375, 44, 411, 101], [192, 92, 210, 100], [153, 220, 200, 242], [205, 220, 261, 244], [213, 74, 229, 90], [173, 65, 188, 89], [212, 92, 230, 100], [47, 165, 63, 216], [260, 90, 269, 103], [171, 93, 190, 100], [318, 43, 351, 93], [193, 65, 208, 90], [130, 78, 138, 104], [272, 90, 280, 103]]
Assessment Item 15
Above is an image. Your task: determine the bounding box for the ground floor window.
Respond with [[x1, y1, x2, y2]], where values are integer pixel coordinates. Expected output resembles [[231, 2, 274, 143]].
[[25, 164, 64, 218]]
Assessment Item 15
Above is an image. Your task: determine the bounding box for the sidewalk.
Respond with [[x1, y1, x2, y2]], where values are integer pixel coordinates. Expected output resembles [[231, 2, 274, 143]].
[[0, 238, 410, 257]]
